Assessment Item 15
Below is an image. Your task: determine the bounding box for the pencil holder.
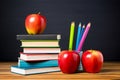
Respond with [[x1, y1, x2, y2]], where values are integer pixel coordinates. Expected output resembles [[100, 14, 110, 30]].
[[78, 51, 83, 71]]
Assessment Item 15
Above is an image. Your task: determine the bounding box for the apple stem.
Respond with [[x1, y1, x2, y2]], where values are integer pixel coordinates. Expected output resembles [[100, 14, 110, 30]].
[[38, 12, 40, 14]]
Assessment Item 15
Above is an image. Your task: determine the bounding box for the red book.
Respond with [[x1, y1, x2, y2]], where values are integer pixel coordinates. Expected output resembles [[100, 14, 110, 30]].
[[19, 52, 58, 61]]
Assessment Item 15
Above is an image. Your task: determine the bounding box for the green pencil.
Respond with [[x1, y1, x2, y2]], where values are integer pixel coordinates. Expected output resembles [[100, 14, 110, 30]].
[[69, 22, 75, 50]]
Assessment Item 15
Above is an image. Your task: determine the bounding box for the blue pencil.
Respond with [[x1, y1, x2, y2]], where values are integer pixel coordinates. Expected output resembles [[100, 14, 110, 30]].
[[75, 23, 82, 50], [77, 25, 85, 51], [76, 24, 85, 51], [79, 25, 85, 42]]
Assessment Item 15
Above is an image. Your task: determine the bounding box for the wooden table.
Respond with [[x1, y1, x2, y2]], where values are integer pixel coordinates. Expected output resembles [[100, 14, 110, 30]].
[[0, 62, 120, 80]]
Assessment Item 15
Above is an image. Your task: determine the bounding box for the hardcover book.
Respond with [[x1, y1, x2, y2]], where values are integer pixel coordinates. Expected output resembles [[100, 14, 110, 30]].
[[11, 66, 60, 75], [20, 52, 58, 61], [17, 34, 61, 40], [23, 47, 61, 53], [18, 59, 58, 68], [21, 40, 60, 47]]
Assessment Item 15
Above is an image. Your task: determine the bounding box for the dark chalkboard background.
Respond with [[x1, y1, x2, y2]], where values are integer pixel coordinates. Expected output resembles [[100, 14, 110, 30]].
[[0, 0, 120, 61]]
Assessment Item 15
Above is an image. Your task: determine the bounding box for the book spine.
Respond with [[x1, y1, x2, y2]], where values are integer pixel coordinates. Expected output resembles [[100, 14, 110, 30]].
[[11, 66, 60, 75], [18, 59, 58, 68], [20, 40, 60, 48], [17, 34, 61, 40], [23, 48, 61, 53]]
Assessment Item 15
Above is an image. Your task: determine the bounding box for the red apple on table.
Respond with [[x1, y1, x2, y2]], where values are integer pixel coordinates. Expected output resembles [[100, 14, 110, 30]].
[[82, 50, 104, 73], [58, 50, 80, 74], [25, 12, 47, 34]]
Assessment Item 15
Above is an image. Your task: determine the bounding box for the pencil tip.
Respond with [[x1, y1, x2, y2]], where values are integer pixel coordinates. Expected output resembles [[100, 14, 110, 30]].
[[88, 22, 91, 27], [71, 22, 75, 27], [79, 22, 81, 27], [83, 25, 85, 28], [71, 21, 75, 25]]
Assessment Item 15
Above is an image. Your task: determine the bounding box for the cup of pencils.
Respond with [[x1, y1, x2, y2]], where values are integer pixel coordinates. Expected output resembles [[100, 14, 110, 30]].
[[58, 22, 91, 74]]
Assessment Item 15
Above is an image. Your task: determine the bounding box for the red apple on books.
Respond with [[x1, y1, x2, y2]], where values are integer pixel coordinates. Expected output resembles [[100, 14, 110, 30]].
[[58, 50, 80, 74], [82, 50, 104, 73], [25, 12, 47, 34]]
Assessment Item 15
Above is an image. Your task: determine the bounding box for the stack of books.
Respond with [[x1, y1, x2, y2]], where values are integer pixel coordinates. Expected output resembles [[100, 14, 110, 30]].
[[11, 34, 61, 75]]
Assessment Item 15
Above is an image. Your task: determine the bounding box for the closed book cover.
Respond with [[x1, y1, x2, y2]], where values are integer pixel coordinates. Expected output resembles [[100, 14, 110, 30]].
[[17, 34, 61, 40], [20, 52, 58, 61], [23, 47, 61, 53], [11, 66, 60, 75], [21, 40, 60, 47], [18, 59, 58, 68]]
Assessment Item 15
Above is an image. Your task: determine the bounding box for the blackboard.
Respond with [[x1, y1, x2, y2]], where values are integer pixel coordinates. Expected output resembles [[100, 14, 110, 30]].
[[0, 0, 120, 61]]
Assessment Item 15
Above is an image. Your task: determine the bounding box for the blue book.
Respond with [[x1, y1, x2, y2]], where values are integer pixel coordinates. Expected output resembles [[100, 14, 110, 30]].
[[18, 59, 58, 68], [11, 66, 60, 75]]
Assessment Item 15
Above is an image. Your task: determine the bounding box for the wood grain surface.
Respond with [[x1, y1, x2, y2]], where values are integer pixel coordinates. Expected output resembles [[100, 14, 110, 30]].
[[0, 62, 120, 80]]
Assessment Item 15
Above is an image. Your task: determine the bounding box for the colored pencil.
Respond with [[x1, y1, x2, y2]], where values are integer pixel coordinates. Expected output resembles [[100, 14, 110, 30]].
[[69, 22, 75, 50], [78, 25, 85, 50], [77, 23, 91, 51], [75, 23, 82, 50]]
